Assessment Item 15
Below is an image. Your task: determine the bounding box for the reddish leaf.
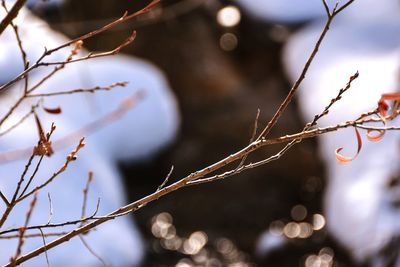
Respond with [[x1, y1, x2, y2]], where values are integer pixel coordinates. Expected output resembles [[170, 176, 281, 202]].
[[378, 99, 389, 117], [335, 127, 362, 164], [43, 106, 62, 114]]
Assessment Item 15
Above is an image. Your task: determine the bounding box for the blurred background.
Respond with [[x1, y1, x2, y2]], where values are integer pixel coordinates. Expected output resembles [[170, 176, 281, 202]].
[[29, 0, 364, 266]]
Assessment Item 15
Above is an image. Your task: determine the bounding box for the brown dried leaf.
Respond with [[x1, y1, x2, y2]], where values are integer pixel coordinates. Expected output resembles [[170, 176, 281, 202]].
[[33, 113, 54, 157], [43, 106, 62, 114], [33, 141, 54, 157]]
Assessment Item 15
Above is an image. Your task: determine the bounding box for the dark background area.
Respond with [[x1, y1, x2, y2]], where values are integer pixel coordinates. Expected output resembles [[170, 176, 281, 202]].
[[34, 0, 364, 266]]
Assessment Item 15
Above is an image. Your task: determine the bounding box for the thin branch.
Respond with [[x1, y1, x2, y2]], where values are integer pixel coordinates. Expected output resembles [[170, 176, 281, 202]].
[[306, 71, 359, 128], [157, 166, 174, 191], [79, 236, 107, 266], [236, 109, 260, 170], [321, 0, 331, 16], [27, 82, 128, 98], [335, 0, 355, 14], [0, 97, 25, 128], [9, 193, 37, 267], [37, 31, 136, 67], [188, 140, 298, 186], [26, 40, 84, 95], [356, 125, 400, 131], [256, 0, 355, 140], [46, 193, 53, 225], [0, 190, 9, 206], [0, 102, 40, 138], [0, 200, 100, 236], [81, 172, 93, 222], [0, 231, 68, 239], [0, 0, 27, 36], [18, 155, 45, 198], [38, 229, 50, 267], [1, 0, 28, 78]]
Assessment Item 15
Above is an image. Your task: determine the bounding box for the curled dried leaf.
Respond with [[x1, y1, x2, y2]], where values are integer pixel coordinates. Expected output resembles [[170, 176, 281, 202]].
[[367, 129, 385, 142], [335, 127, 362, 164]]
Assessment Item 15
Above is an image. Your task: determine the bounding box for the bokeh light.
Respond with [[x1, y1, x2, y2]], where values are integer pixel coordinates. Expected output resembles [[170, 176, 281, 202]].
[[216, 6, 241, 27], [304, 247, 335, 267], [151, 212, 254, 266], [312, 214, 326, 231], [269, 220, 284, 236], [283, 222, 300, 239], [291, 204, 308, 221], [219, 33, 238, 51], [298, 222, 313, 239]]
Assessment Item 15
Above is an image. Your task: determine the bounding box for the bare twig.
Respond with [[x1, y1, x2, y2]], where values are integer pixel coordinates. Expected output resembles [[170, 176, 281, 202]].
[[38, 31, 136, 67], [0, 231, 68, 239], [38, 229, 50, 267], [0, 97, 25, 129], [0, 0, 26, 36], [1, 0, 28, 77], [79, 236, 107, 266], [322, 0, 331, 16], [256, 0, 355, 140], [18, 155, 45, 198], [27, 82, 128, 98], [0, 102, 40, 138], [157, 166, 174, 191], [9, 193, 37, 267], [0, 200, 100, 236], [81, 172, 93, 222], [46, 193, 53, 225], [236, 109, 260, 169], [306, 71, 359, 128], [26, 40, 85, 95], [0, 190, 9, 206]]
